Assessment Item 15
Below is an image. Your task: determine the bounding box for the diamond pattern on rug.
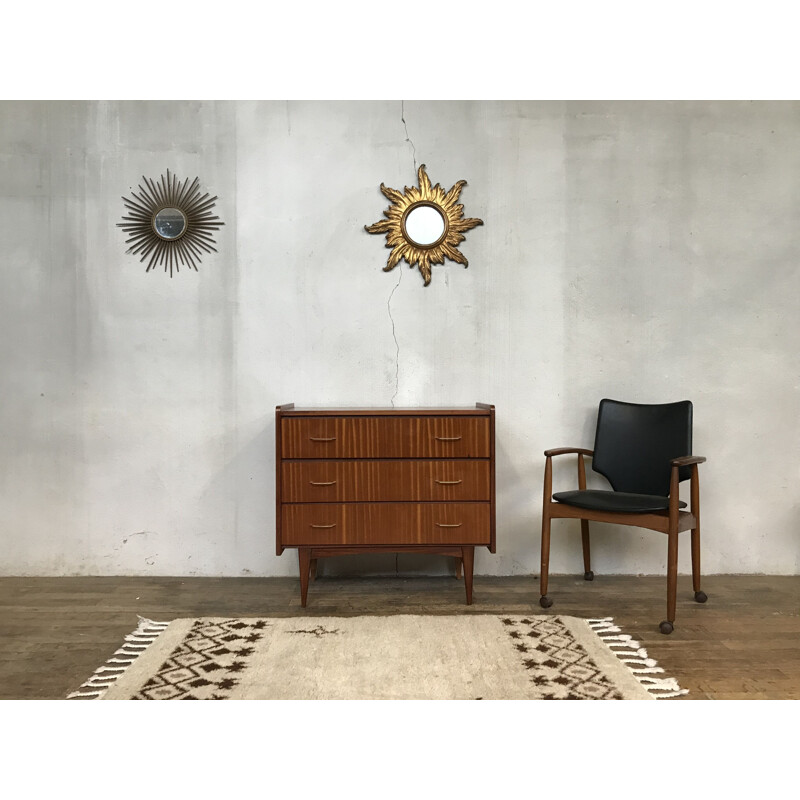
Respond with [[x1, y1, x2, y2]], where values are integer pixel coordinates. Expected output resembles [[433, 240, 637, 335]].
[[133, 619, 270, 700], [501, 616, 624, 700]]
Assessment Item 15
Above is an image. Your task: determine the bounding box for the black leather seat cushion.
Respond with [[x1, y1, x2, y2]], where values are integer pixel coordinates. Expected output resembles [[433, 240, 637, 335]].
[[553, 490, 686, 513]]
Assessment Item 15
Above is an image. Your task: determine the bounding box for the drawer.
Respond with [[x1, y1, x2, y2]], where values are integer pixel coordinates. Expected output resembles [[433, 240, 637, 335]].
[[281, 503, 491, 546], [281, 416, 490, 459], [281, 460, 490, 502]]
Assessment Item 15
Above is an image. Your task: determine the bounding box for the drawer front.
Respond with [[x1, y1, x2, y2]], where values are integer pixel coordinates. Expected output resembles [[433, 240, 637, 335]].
[[281, 416, 490, 459], [282, 503, 491, 546], [281, 460, 490, 503]]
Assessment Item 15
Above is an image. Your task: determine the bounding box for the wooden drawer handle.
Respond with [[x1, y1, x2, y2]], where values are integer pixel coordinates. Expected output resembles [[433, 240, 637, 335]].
[[436, 522, 463, 528], [435, 479, 462, 485], [435, 436, 462, 442], [310, 523, 336, 529], [309, 437, 336, 442], [310, 481, 337, 486]]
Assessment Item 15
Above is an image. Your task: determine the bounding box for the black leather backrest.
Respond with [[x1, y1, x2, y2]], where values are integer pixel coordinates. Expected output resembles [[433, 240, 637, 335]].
[[592, 399, 693, 496]]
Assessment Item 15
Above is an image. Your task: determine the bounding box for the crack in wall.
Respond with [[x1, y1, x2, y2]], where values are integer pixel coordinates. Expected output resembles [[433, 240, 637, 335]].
[[387, 101, 418, 412], [393, 101, 419, 571], [401, 100, 418, 173], [387, 266, 402, 407]]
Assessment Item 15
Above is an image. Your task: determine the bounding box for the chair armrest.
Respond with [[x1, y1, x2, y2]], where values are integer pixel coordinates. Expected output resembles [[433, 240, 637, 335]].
[[670, 455, 706, 467], [544, 447, 594, 458]]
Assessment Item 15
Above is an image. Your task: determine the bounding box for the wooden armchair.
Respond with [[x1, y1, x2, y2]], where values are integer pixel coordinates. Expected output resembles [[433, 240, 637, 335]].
[[539, 399, 707, 634]]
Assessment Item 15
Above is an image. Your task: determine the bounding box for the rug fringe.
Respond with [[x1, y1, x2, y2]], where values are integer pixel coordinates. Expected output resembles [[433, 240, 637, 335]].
[[587, 617, 689, 699], [67, 616, 169, 699]]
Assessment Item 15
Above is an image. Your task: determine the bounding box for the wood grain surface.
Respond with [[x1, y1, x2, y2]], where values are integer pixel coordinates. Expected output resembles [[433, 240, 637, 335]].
[[1, 574, 797, 700]]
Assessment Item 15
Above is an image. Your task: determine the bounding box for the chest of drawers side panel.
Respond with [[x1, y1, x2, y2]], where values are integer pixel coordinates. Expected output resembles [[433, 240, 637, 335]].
[[487, 403, 496, 553], [275, 403, 293, 555]]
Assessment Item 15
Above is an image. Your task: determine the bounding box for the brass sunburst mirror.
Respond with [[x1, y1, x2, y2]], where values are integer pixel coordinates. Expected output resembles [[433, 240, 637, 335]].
[[365, 164, 483, 286], [118, 170, 224, 276]]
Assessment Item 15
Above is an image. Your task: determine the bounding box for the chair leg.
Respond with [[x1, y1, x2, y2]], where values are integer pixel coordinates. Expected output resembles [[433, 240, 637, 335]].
[[540, 456, 554, 609], [540, 509, 553, 608], [581, 520, 593, 580], [660, 530, 679, 634], [690, 465, 708, 604], [691, 526, 707, 603]]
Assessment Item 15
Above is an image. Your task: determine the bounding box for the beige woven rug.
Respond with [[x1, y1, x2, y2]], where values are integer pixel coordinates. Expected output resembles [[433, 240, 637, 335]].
[[68, 614, 687, 700]]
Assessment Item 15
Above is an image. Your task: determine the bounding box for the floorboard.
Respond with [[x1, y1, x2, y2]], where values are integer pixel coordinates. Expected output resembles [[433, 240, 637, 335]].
[[0, 573, 798, 700]]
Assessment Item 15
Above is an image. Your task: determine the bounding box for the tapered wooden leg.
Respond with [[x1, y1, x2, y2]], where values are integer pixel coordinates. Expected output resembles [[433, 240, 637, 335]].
[[310, 558, 318, 582], [666, 530, 678, 625], [689, 465, 707, 603], [576, 453, 592, 581], [540, 457, 553, 607], [691, 526, 707, 603], [540, 513, 553, 607], [691, 525, 701, 592], [461, 546, 474, 604], [661, 469, 680, 634], [298, 548, 311, 607], [581, 520, 593, 580], [455, 558, 463, 580]]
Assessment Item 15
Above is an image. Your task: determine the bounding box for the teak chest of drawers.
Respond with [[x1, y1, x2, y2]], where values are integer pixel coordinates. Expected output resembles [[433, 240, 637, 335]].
[[276, 403, 496, 606]]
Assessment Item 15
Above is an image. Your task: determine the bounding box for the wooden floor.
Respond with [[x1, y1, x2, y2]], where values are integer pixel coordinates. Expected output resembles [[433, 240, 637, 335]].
[[0, 573, 798, 700]]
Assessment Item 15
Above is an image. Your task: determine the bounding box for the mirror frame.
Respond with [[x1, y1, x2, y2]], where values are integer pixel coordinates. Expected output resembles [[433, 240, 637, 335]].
[[401, 201, 448, 249], [152, 206, 188, 241], [118, 169, 224, 276], [365, 164, 483, 286]]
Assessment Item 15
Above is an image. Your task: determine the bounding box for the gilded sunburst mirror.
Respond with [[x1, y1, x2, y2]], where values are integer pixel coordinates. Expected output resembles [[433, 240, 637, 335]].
[[365, 164, 483, 286], [118, 170, 224, 276]]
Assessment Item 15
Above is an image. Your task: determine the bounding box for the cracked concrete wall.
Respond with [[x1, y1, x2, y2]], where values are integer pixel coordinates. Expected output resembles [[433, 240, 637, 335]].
[[1, 100, 798, 577]]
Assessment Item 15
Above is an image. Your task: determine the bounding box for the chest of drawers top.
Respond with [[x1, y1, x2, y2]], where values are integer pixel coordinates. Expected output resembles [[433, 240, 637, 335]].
[[278, 406, 491, 414]]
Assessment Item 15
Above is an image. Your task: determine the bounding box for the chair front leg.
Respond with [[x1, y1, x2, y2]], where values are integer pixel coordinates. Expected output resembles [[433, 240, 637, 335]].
[[665, 527, 678, 632], [581, 521, 592, 580], [540, 455, 553, 608], [661, 467, 681, 634]]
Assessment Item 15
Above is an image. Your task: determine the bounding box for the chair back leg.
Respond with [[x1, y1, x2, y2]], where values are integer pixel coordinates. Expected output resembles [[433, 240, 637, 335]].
[[691, 528, 701, 592], [690, 463, 703, 595]]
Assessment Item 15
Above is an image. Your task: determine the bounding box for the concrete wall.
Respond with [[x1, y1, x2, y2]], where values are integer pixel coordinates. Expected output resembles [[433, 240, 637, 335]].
[[1, 100, 798, 578]]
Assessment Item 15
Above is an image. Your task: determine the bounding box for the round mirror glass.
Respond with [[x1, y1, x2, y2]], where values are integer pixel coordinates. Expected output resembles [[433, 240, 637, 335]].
[[153, 207, 187, 240], [404, 204, 446, 246]]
